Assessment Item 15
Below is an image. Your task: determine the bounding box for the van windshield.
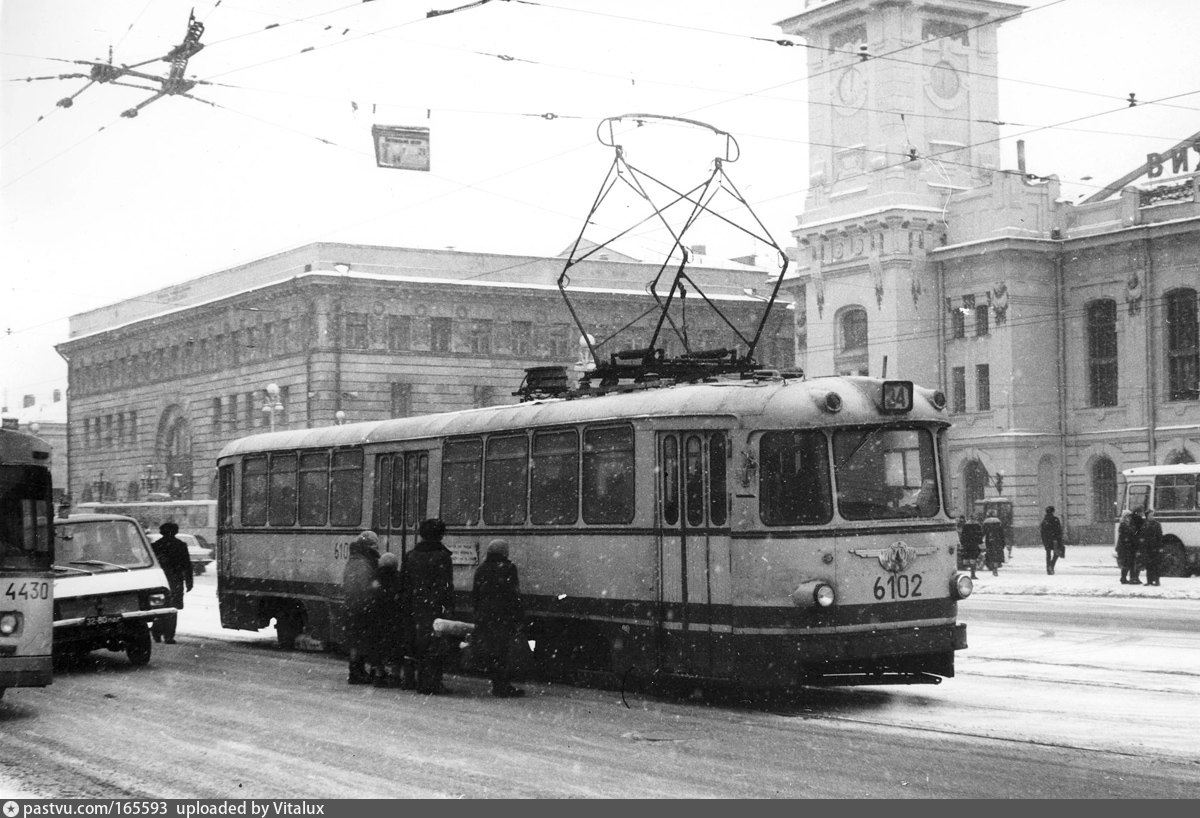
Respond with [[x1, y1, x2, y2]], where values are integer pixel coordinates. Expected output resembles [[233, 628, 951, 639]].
[[55, 520, 154, 571]]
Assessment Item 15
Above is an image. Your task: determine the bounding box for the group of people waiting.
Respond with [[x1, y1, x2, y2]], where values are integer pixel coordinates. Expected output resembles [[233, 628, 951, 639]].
[[341, 518, 527, 698], [1116, 508, 1165, 586], [956, 510, 1009, 578]]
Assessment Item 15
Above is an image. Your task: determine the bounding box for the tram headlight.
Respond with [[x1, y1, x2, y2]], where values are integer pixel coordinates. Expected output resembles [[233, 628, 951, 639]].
[[0, 612, 21, 636], [790, 580, 836, 609], [952, 573, 974, 600]]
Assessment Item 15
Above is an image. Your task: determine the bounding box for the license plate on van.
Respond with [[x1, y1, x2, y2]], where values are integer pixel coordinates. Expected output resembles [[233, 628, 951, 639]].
[[83, 614, 123, 626]]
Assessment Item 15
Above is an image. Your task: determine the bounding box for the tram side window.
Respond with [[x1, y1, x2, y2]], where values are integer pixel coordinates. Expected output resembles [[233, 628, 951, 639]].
[[299, 452, 330, 526], [582, 425, 635, 525], [442, 438, 483, 525], [484, 435, 529, 525], [709, 433, 728, 526], [218, 465, 234, 529], [759, 431, 832, 525], [329, 450, 363, 527], [242, 456, 268, 526], [268, 453, 298, 526], [531, 430, 578, 525], [1155, 474, 1197, 511]]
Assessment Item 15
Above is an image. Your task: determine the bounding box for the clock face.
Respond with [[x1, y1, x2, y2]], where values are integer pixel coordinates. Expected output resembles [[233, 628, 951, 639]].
[[929, 60, 960, 99], [836, 67, 867, 110]]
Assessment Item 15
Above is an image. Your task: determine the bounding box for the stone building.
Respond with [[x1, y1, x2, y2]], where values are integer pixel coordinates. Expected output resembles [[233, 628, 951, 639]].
[[56, 243, 789, 504], [780, 0, 1200, 543]]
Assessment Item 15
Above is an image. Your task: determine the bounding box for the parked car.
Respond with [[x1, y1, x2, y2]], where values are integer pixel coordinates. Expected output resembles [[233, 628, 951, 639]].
[[52, 513, 176, 666], [150, 532, 214, 575]]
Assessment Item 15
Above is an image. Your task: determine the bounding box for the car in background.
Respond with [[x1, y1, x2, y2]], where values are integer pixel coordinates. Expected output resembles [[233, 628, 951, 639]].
[[149, 532, 215, 576], [52, 513, 176, 666]]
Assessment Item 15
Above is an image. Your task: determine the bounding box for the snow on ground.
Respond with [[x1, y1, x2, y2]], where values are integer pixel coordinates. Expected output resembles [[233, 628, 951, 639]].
[[967, 545, 1200, 601]]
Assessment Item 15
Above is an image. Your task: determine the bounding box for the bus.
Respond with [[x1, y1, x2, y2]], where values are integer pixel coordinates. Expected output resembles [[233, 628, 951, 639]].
[[0, 422, 55, 698], [1116, 463, 1199, 578], [215, 373, 972, 690], [75, 499, 217, 548]]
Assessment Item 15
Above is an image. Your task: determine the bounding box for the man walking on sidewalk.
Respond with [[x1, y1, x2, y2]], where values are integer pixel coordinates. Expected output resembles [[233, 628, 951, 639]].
[[1040, 506, 1064, 575]]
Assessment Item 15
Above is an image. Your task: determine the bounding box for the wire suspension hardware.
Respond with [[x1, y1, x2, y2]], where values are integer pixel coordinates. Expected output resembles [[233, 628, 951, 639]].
[[544, 113, 790, 399]]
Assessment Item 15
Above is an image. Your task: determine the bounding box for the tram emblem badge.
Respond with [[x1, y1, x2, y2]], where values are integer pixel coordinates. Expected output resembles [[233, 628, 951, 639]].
[[851, 541, 937, 573]]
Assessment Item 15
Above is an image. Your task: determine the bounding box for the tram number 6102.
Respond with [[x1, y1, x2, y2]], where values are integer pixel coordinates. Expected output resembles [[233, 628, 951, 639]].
[[874, 573, 922, 600]]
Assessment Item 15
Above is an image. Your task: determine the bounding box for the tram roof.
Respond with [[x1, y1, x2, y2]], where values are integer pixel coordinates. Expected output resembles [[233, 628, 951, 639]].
[[216, 375, 948, 459]]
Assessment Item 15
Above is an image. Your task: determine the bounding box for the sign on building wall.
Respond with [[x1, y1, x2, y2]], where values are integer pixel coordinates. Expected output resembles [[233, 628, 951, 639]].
[[371, 125, 430, 171]]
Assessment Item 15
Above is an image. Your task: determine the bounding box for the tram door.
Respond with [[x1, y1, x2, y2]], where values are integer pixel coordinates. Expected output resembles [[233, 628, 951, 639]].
[[656, 431, 730, 676], [374, 451, 430, 558]]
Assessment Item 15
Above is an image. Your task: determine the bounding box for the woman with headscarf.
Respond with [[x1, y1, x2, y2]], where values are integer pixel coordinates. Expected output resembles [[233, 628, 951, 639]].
[[342, 530, 380, 684], [472, 538, 526, 698]]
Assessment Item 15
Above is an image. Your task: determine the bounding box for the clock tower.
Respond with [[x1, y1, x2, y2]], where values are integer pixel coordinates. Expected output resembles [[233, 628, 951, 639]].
[[776, 0, 1023, 382]]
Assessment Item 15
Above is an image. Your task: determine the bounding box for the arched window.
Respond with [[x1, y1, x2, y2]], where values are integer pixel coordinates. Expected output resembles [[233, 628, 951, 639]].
[[835, 306, 868, 376], [963, 460, 988, 515], [1086, 299, 1118, 407], [1165, 288, 1198, 401], [1091, 457, 1117, 522]]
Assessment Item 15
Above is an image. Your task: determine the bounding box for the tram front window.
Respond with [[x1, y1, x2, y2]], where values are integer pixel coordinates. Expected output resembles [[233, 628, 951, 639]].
[[834, 428, 939, 520], [0, 467, 52, 569], [759, 431, 832, 525]]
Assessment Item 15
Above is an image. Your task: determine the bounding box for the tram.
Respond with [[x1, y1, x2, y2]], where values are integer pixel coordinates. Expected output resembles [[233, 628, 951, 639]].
[[0, 421, 55, 698], [215, 372, 972, 689]]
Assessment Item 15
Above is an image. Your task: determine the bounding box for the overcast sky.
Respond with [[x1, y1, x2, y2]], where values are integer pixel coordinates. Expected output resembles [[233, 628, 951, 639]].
[[2, 0, 1197, 408]]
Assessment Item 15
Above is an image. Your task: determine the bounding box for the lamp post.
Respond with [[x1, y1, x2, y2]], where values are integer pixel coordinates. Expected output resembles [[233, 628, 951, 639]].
[[334, 410, 347, 426], [262, 383, 284, 432]]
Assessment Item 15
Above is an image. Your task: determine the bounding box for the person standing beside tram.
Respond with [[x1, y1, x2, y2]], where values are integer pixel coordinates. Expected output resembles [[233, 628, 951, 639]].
[[982, 510, 1005, 576], [400, 518, 455, 694], [342, 530, 381, 684], [371, 551, 407, 687], [1116, 510, 1137, 584], [472, 539, 527, 698], [1136, 509, 1164, 587], [958, 515, 983, 580], [150, 522, 192, 644]]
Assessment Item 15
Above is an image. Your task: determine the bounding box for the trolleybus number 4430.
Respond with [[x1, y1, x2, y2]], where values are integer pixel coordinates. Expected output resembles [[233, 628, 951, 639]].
[[4, 580, 51, 601], [874, 574, 923, 600]]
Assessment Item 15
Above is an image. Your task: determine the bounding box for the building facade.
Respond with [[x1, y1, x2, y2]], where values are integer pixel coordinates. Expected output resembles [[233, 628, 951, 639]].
[[780, 0, 1200, 543], [56, 243, 789, 505]]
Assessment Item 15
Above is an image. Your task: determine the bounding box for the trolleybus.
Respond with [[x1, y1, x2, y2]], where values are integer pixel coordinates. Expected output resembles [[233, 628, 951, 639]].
[[0, 421, 55, 698], [215, 373, 972, 690]]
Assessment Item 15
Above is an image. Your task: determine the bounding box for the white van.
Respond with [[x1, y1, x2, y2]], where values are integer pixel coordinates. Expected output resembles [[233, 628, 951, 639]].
[[52, 513, 177, 665]]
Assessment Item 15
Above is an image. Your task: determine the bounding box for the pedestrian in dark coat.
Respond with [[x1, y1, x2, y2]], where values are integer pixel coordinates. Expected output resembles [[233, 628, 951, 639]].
[[958, 516, 983, 579], [150, 522, 192, 644], [1040, 506, 1064, 575], [400, 518, 454, 694], [982, 512, 1005, 575], [1116, 510, 1137, 584], [371, 551, 406, 687], [472, 539, 526, 698], [342, 530, 380, 684], [1137, 509, 1164, 586], [1127, 510, 1146, 584]]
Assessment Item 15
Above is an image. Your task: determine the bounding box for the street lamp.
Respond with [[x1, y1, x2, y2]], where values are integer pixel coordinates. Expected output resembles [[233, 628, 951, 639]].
[[262, 383, 284, 432], [334, 410, 347, 426]]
